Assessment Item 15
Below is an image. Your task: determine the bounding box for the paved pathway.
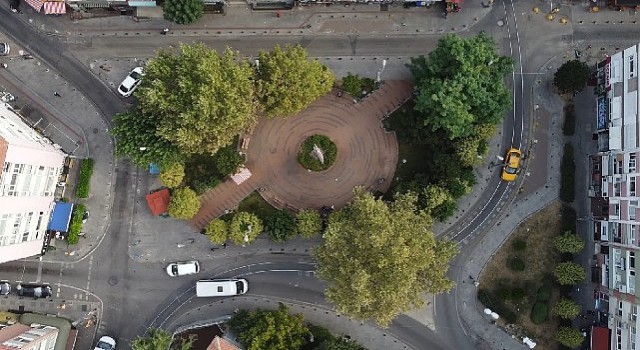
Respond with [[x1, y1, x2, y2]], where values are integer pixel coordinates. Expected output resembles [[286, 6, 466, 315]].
[[190, 81, 412, 230]]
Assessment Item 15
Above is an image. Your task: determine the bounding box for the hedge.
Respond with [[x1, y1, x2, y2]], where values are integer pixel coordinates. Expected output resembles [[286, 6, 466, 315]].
[[560, 144, 575, 203], [530, 301, 549, 324], [67, 203, 85, 245], [76, 158, 94, 199]]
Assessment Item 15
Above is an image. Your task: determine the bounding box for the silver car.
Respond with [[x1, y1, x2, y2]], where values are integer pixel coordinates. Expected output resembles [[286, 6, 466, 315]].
[[0, 43, 9, 56]]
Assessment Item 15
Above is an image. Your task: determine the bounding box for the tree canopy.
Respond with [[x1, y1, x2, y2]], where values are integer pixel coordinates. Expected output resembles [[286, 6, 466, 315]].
[[554, 262, 586, 285], [168, 187, 201, 219], [296, 209, 322, 238], [205, 218, 228, 244], [228, 303, 309, 350], [553, 298, 581, 319], [264, 210, 297, 242], [556, 327, 585, 348], [553, 231, 585, 254], [407, 33, 513, 140], [256, 44, 334, 118], [159, 162, 185, 188], [553, 60, 590, 95], [313, 189, 457, 326], [131, 328, 193, 350], [162, 0, 203, 24], [228, 212, 263, 245], [136, 43, 256, 156]]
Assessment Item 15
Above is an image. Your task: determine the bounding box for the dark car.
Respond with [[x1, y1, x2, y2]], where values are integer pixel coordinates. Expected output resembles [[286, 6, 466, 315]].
[[0, 281, 10, 295], [16, 284, 52, 298]]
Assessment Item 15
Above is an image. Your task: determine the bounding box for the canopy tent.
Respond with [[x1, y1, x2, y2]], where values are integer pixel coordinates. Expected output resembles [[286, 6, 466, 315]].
[[146, 188, 170, 216], [231, 167, 252, 185], [43, 1, 66, 14], [24, 0, 44, 11], [47, 202, 74, 232]]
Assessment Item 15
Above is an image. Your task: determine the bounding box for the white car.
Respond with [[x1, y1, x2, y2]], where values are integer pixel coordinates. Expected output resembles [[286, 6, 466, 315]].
[[166, 261, 200, 277], [94, 336, 116, 350], [117, 67, 144, 97], [0, 43, 9, 56]]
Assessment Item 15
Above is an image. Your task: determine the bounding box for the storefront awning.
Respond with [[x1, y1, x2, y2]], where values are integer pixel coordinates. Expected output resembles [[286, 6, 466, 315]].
[[44, 1, 66, 14], [128, 0, 156, 6], [24, 0, 44, 11], [231, 167, 252, 185], [47, 202, 74, 232]]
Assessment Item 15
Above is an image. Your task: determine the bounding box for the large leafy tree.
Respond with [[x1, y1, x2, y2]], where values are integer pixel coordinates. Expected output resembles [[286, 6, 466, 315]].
[[256, 44, 334, 118], [131, 328, 193, 350], [205, 218, 228, 244], [553, 298, 581, 319], [111, 111, 180, 167], [554, 262, 586, 285], [137, 44, 256, 156], [553, 60, 590, 95], [314, 189, 458, 326], [213, 145, 245, 176], [228, 303, 309, 350], [168, 187, 201, 219], [553, 231, 585, 254], [163, 0, 203, 25], [264, 210, 297, 242], [408, 33, 513, 140], [556, 327, 585, 348], [228, 212, 263, 245]]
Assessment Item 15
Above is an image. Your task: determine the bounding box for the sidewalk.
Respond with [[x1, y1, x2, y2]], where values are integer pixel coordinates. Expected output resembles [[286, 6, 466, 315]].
[[0, 55, 116, 263]]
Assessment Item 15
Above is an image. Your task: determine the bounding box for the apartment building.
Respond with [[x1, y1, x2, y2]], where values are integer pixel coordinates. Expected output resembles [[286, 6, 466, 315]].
[[0, 322, 58, 350], [0, 102, 66, 264], [590, 43, 640, 349]]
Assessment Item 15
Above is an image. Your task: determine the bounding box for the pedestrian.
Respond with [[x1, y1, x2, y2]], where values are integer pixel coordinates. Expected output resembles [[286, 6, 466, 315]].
[[161, 28, 169, 35], [221, 243, 227, 249], [53, 91, 61, 97]]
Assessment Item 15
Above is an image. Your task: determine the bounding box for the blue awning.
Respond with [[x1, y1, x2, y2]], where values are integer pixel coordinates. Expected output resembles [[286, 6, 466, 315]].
[[47, 202, 74, 232]]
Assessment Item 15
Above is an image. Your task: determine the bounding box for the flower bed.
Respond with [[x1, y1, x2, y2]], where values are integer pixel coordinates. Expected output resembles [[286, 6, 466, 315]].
[[297, 134, 337, 171]]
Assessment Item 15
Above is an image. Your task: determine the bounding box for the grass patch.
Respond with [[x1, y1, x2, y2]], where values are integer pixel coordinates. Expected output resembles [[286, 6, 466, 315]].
[[298, 134, 337, 171], [67, 203, 85, 245], [479, 201, 565, 349], [237, 191, 279, 222], [75, 158, 94, 199]]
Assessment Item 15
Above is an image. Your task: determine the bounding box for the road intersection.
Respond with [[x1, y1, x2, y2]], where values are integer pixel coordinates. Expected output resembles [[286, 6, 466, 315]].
[[0, 1, 636, 349]]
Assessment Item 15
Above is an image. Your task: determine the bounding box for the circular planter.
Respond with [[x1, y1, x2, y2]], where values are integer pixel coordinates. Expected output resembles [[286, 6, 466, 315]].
[[298, 134, 337, 172]]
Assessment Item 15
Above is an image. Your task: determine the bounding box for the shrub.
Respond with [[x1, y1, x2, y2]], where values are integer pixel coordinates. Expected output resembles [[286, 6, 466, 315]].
[[536, 284, 552, 302], [508, 257, 525, 271], [163, 0, 203, 24], [554, 261, 586, 285], [554, 231, 585, 254], [76, 158, 94, 199], [530, 301, 549, 324], [556, 327, 585, 348], [168, 187, 201, 219], [342, 73, 364, 97], [296, 209, 322, 238], [264, 210, 297, 242], [228, 212, 263, 245], [560, 144, 575, 203], [67, 203, 85, 245], [159, 162, 185, 188], [205, 219, 228, 244], [512, 239, 527, 251], [298, 135, 338, 171], [192, 178, 221, 195], [554, 298, 581, 319]]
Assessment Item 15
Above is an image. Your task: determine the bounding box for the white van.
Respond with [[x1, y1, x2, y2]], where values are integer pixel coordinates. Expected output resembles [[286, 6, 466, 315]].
[[196, 278, 249, 297]]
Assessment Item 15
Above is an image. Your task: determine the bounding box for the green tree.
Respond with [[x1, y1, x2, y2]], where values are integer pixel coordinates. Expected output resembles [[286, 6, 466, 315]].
[[313, 189, 458, 327], [422, 184, 457, 222], [111, 111, 180, 167], [554, 231, 585, 254], [264, 210, 297, 242], [162, 0, 203, 24], [316, 337, 367, 350], [556, 326, 585, 348], [296, 209, 322, 238], [131, 328, 194, 350], [553, 298, 581, 319], [228, 212, 263, 245], [168, 187, 201, 219], [228, 303, 309, 350], [554, 262, 586, 285], [256, 44, 335, 118], [341, 73, 363, 97], [553, 60, 590, 95], [407, 33, 513, 140], [213, 144, 245, 176], [454, 136, 482, 167], [137, 44, 256, 156], [205, 218, 228, 244], [159, 162, 185, 188]]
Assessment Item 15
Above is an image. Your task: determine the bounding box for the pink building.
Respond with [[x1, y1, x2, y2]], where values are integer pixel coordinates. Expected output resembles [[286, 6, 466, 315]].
[[0, 102, 66, 264]]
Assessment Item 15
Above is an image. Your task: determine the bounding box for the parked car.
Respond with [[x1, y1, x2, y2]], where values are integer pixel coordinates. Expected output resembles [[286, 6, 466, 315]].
[[0, 281, 10, 295], [94, 336, 116, 350], [117, 67, 144, 97], [501, 148, 522, 182], [0, 43, 9, 56], [166, 261, 200, 277], [15, 283, 52, 298]]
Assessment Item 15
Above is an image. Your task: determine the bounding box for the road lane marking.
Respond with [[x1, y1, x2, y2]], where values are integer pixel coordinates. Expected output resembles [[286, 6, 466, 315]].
[[86, 255, 94, 300]]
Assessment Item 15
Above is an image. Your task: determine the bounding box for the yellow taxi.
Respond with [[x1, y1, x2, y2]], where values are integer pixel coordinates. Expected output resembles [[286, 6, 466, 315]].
[[501, 148, 522, 182]]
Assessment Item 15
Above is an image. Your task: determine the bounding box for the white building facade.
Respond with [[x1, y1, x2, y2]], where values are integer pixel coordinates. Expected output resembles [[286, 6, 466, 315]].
[[0, 103, 66, 264], [590, 43, 640, 350]]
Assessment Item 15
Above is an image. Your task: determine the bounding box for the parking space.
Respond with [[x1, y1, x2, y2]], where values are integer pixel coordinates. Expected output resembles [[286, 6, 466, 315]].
[[88, 57, 149, 98]]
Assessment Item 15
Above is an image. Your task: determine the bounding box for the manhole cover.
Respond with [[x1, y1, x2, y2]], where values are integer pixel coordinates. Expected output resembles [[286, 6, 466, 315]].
[[497, 20, 504, 26], [93, 128, 98, 134], [108, 276, 118, 286]]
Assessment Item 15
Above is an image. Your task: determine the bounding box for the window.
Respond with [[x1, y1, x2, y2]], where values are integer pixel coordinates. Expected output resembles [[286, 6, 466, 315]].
[[631, 252, 636, 269], [631, 153, 638, 172], [631, 55, 636, 75], [632, 306, 638, 321], [619, 302, 624, 316], [632, 178, 638, 197]]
